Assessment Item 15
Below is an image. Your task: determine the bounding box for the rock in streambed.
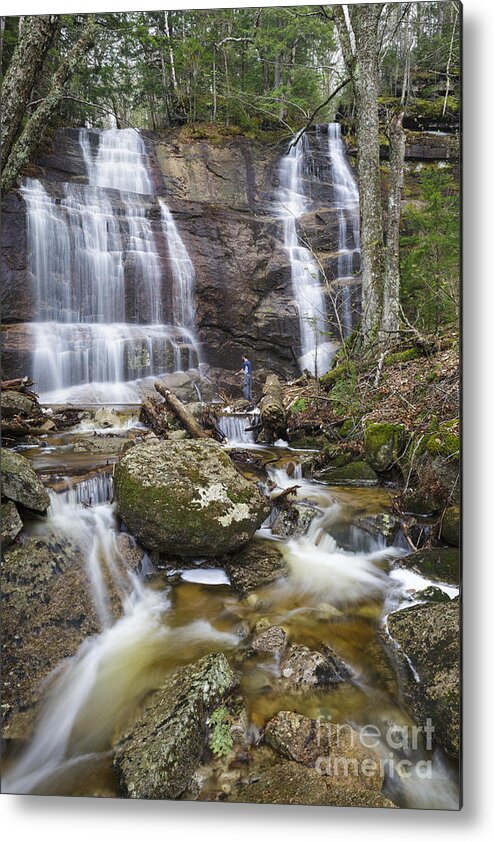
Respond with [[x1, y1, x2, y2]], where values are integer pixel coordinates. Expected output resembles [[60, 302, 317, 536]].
[[113, 653, 238, 799], [114, 439, 271, 556]]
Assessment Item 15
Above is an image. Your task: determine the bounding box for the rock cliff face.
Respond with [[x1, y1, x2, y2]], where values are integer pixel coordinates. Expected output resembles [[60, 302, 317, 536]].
[[1, 126, 455, 386]]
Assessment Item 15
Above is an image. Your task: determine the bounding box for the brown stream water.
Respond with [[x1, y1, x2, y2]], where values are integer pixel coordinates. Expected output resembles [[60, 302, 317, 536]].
[[2, 418, 459, 808]]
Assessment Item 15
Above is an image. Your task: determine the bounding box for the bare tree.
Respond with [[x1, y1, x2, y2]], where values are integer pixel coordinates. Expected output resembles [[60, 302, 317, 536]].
[[1, 14, 59, 171]]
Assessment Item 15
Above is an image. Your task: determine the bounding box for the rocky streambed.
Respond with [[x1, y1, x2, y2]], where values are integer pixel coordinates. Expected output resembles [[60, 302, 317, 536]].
[[1, 405, 460, 808]]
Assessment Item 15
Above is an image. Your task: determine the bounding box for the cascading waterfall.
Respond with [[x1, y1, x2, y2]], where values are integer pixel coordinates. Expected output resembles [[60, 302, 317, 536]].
[[278, 132, 334, 376], [321, 123, 361, 335], [23, 128, 200, 403], [277, 123, 361, 374]]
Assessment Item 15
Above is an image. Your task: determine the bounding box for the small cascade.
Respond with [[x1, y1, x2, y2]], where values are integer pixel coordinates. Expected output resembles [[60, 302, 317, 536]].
[[23, 128, 200, 403], [43, 491, 125, 627], [217, 413, 256, 444], [53, 472, 114, 507]]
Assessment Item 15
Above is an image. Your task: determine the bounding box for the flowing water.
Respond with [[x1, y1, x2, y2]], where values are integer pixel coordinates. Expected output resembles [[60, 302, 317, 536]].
[[322, 123, 361, 336], [22, 128, 200, 403], [2, 423, 459, 808], [277, 123, 361, 374]]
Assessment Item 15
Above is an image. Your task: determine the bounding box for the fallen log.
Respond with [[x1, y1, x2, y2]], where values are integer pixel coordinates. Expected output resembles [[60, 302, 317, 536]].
[[259, 374, 286, 443], [1, 419, 37, 438], [154, 382, 211, 439], [1, 376, 35, 391]]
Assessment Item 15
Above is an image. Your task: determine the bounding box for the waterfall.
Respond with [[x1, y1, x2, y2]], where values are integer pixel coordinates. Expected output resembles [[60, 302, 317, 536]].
[[278, 133, 334, 376], [322, 123, 361, 336], [23, 128, 200, 404], [277, 123, 361, 374], [217, 413, 256, 444]]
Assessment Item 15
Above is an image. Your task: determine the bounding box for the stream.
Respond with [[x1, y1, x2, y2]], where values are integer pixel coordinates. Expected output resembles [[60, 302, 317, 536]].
[[2, 410, 459, 808]]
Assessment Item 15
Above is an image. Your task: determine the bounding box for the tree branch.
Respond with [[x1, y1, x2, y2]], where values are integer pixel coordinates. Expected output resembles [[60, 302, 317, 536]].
[[288, 77, 351, 149]]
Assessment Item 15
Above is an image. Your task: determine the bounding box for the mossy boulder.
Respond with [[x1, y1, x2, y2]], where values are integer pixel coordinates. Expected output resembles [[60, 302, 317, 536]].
[[114, 440, 272, 557], [392, 547, 459, 586], [387, 599, 460, 759], [364, 421, 408, 472], [441, 506, 460, 547], [113, 653, 238, 799], [315, 460, 378, 486], [1, 448, 50, 513]]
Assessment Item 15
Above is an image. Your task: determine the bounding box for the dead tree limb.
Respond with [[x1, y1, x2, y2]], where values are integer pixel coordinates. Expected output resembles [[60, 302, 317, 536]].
[[154, 382, 211, 439]]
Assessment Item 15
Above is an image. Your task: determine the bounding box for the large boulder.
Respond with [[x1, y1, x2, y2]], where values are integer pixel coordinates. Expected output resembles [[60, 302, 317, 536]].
[[387, 598, 460, 759], [114, 439, 271, 556], [113, 653, 238, 799], [1, 448, 50, 513]]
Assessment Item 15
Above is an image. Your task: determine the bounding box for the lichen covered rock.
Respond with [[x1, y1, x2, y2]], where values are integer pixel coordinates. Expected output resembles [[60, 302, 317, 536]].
[[279, 643, 352, 691], [1, 500, 23, 548], [227, 760, 395, 808], [113, 653, 238, 799], [114, 440, 271, 556], [264, 711, 383, 791], [1, 448, 50, 513]]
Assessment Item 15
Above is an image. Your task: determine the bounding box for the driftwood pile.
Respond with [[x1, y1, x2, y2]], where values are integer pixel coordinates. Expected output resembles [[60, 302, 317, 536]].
[[141, 381, 224, 441]]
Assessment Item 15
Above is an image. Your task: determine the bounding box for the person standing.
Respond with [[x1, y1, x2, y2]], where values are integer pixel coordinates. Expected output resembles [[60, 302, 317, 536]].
[[237, 354, 252, 402]]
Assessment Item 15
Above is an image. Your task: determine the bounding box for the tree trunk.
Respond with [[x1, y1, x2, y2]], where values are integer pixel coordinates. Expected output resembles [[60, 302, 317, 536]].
[[154, 382, 211, 438], [351, 4, 385, 341], [2, 17, 97, 194], [1, 14, 59, 171], [259, 374, 286, 444], [382, 110, 406, 339]]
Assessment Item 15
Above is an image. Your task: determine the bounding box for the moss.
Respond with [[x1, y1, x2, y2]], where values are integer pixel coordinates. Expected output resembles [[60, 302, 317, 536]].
[[320, 362, 354, 390], [321, 461, 378, 487], [364, 422, 408, 472], [441, 505, 460, 547], [338, 419, 355, 438], [384, 348, 421, 366], [425, 432, 460, 459]]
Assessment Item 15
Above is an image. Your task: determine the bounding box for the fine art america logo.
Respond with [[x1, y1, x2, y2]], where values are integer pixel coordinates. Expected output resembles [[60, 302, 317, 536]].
[[313, 717, 435, 780]]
